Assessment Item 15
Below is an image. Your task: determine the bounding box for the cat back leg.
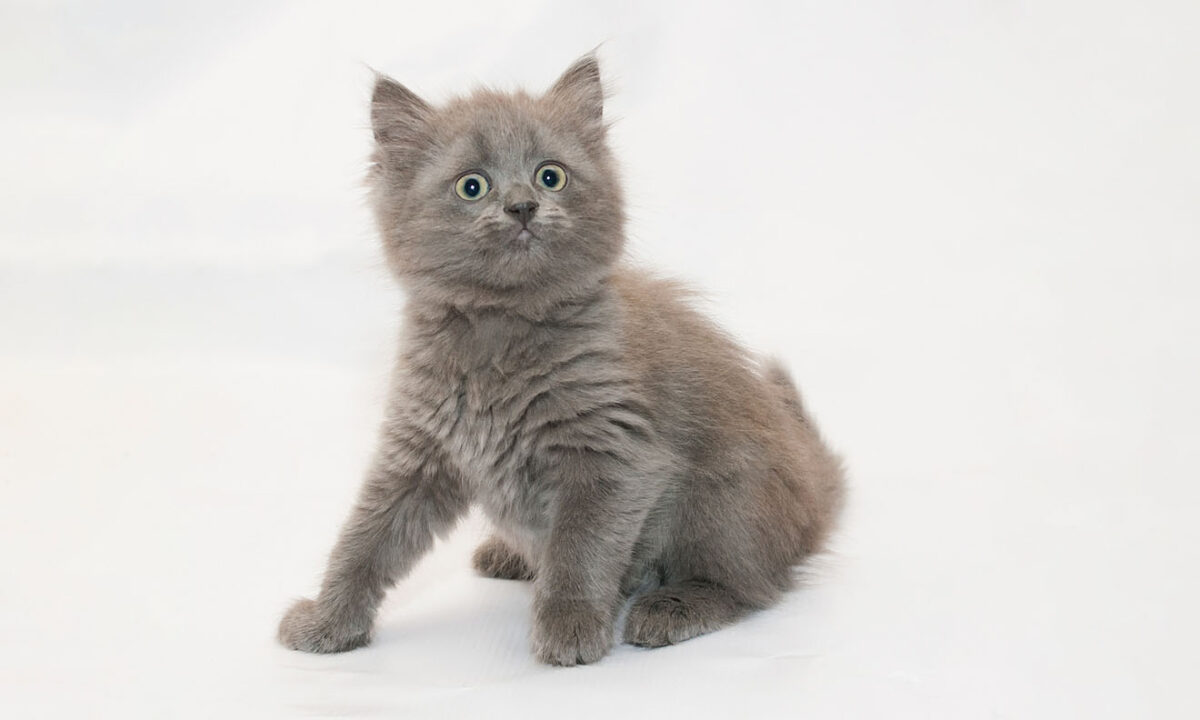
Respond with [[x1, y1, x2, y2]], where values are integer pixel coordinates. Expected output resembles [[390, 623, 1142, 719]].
[[472, 535, 535, 580], [623, 579, 748, 648]]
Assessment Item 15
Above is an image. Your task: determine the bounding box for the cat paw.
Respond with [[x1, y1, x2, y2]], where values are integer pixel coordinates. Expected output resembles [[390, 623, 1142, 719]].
[[277, 597, 371, 654], [622, 581, 743, 648], [623, 593, 693, 648], [472, 536, 535, 580], [531, 599, 613, 666]]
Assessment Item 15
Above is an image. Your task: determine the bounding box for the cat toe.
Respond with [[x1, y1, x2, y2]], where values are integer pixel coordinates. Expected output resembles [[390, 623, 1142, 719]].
[[472, 536, 535, 580], [532, 599, 613, 666], [278, 598, 371, 654]]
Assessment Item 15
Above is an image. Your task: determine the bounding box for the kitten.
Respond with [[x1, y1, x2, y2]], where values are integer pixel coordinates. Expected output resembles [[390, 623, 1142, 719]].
[[278, 55, 845, 666]]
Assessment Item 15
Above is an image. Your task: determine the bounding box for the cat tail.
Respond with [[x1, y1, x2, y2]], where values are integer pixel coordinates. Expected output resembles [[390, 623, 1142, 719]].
[[764, 358, 847, 553], [764, 358, 811, 426]]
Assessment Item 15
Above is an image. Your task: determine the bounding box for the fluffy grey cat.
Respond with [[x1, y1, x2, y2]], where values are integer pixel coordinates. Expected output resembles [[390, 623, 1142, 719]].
[[278, 55, 845, 666]]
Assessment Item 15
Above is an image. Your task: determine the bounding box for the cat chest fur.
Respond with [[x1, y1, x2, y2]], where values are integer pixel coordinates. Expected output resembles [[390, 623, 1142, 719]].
[[405, 305, 633, 535]]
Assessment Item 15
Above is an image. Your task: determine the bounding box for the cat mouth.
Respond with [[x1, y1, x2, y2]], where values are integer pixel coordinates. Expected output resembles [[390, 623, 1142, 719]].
[[513, 228, 538, 246]]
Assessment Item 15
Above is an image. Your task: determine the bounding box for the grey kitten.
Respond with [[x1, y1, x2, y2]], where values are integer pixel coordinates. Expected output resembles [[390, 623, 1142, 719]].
[[278, 55, 845, 666]]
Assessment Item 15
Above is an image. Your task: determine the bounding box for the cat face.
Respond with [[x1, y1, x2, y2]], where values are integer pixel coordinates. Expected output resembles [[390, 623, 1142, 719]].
[[368, 56, 625, 311]]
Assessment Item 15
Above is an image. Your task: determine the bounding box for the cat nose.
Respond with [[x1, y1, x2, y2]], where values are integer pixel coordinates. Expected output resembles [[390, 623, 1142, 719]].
[[505, 200, 538, 225]]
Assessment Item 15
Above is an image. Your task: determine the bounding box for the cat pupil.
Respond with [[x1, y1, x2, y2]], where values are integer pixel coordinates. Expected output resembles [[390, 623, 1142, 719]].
[[465, 179, 479, 196], [543, 169, 558, 186]]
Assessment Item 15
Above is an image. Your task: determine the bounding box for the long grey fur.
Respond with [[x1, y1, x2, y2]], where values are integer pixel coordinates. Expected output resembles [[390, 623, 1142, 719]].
[[278, 54, 846, 666]]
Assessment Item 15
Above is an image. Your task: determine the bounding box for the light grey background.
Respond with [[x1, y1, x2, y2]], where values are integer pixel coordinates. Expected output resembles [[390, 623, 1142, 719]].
[[2, 1, 1198, 717]]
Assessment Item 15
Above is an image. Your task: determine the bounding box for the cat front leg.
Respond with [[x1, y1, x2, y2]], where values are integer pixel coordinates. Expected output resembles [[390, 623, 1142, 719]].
[[278, 424, 468, 653], [530, 447, 660, 666]]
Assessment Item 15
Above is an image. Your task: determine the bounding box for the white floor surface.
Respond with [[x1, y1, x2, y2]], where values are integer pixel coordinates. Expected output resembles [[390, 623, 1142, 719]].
[[2, 2, 1198, 717]]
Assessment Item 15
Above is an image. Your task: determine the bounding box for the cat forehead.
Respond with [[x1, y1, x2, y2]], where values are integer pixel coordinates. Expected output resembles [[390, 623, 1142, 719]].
[[449, 121, 544, 167], [434, 93, 579, 166]]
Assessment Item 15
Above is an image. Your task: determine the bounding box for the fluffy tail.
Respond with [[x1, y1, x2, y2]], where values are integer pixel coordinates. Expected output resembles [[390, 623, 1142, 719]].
[[764, 359, 812, 427], [764, 358, 847, 554]]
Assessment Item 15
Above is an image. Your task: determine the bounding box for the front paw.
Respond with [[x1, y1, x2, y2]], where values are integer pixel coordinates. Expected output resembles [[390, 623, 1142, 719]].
[[277, 597, 371, 654], [531, 599, 614, 666]]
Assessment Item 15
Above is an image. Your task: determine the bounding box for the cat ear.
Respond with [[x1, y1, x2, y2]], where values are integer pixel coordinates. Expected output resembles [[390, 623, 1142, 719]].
[[546, 54, 604, 125], [371, 73, 433, 148]]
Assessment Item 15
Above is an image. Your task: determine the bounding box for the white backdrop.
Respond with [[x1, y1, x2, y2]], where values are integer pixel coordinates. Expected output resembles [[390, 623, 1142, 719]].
[[2, 1, 1198, 717]]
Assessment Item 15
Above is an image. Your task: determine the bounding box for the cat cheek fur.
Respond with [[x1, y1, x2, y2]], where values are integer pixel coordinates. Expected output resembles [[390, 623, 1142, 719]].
[[278, 53, 846, 666]]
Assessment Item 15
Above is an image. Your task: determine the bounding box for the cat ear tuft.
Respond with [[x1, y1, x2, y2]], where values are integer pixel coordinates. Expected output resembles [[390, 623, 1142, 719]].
[[371, 74, 433, 147], [546, 54, 604, 124]]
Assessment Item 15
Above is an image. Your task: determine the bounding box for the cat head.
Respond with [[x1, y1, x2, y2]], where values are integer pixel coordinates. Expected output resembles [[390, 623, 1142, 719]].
[[367, 55, 625, 312]]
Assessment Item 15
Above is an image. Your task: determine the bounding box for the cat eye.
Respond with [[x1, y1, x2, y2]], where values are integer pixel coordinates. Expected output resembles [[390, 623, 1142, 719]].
[[454, 172, 490, 201], [535, 162, 568, 192]]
